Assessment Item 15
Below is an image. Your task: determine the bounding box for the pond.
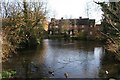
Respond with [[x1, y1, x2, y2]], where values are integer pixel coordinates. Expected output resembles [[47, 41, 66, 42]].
[[2, 39, 120, 78]]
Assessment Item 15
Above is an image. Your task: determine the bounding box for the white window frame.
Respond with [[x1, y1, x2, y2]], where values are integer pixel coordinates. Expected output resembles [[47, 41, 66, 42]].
[[82, 25, 84, 28], [55, 26, 58, 28], [90, 25, 93, 27], [50, 31, 52, 34], [90, 31, 92, 35]]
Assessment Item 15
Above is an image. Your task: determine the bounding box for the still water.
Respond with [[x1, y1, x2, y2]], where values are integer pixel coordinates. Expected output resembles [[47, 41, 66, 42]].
[[3, 39, 120, 78]]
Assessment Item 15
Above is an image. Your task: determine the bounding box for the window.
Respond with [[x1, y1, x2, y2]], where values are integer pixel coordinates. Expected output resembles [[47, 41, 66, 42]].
[[49, 26, 51, 28], [82, 25, 84, 28], [81, 30, 84, 32], [74, 25, 77, 28], [50, 31, 52, 34], [90, 31, 92, 35], [70, 31, 72, 35], [90, 25, 93, 27], [55, 26, 58, 28], [114, 23, 117, 25]]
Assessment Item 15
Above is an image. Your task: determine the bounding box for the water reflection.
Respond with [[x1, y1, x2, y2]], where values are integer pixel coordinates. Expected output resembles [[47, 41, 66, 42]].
[[2, 39, 120, 78]]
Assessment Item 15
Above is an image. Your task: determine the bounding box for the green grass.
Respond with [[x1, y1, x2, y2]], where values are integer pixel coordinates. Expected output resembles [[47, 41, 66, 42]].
[[1, 70, 16, 78]]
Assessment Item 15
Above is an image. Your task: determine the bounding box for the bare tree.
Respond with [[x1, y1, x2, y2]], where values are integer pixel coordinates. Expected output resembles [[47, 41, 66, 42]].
[[85, 2, 91, 18], [63, 19, 70, 33], [2, 0, 48, 60]]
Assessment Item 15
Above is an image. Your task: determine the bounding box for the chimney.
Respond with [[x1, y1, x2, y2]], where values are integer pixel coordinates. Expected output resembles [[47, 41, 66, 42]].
[[51, 18, 55, 21], [61, 17, 63, 20], [79, 17, 82, 19]]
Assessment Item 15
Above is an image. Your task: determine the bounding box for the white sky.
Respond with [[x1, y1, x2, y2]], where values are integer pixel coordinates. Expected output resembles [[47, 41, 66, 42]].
[[47, 0, 105, 24], [2, 0, 107, 23]]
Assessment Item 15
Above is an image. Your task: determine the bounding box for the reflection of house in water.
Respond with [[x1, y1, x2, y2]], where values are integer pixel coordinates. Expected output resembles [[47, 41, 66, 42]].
[[48, 17, 102, 38]]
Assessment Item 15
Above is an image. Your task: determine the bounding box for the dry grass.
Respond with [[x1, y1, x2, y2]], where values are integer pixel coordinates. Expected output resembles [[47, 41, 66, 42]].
[[105, 39, 120, 61]]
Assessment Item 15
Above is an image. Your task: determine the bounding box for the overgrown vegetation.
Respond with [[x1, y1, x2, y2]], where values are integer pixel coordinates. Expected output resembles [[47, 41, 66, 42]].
[[95, 1, 120, 61], [77, 31, 87, 40], [2, 0, 48, 61], [1, 70, 16, 78]]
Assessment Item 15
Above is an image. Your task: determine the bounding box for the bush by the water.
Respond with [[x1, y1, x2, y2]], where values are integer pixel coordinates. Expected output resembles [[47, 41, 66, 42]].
[[2, 1, 47, 61]]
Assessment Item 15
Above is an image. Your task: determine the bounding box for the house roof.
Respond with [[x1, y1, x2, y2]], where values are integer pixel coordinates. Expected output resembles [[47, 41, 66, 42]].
[[77, 18, 89, 25], [89, 19, 95, 25], [49, 17, 95, 26]]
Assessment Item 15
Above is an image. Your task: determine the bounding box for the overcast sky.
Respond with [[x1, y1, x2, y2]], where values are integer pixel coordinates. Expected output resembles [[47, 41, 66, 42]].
[[47, 0, 105, 23], [3, 0, 107, 23]]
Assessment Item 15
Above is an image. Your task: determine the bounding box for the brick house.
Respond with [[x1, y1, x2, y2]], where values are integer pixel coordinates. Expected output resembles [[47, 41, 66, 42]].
[[48, 17, 101, 38]]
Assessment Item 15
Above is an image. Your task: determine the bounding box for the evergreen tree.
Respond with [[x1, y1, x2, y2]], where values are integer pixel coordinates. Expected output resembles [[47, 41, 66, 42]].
[[95, 1, 120, 60]]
